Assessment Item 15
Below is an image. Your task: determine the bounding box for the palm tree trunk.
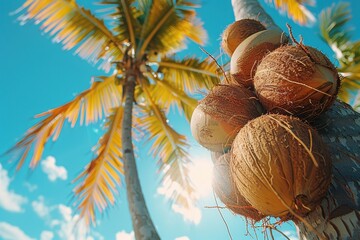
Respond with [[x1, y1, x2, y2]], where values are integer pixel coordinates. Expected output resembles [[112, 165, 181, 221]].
[[230, 0, 360, 239], [122, 71, 161, 240]]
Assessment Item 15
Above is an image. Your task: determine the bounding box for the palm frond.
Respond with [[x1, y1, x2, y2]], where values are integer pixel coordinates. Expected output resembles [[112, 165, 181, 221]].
[[157, 56, 220, 94], [267, 0, 315, 25], [73, 106, 124, 226], [137, 82, 196, 210], [7, 75, 121, 169], [18, 0, 124, 71], [319, 2, 352, 62], [137, 0, 207, 54], [99, 0, 142, 47], [144, 73, 198, 122]]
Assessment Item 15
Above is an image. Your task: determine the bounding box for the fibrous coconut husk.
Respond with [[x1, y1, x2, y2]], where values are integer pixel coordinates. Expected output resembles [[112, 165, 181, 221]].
[[230, 29, 289, 88], [254, 45, 340, 120], [221, 19, 266, 56], [212, 153, 265, 221], [231, 114, 332, 219], [191, 84, 264, 152]]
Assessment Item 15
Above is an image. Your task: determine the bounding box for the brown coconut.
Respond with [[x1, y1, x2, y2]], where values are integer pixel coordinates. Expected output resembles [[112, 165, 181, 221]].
[[254, 45, 340, 120], [231, 114, 332, 219], [212, 153, 265, 221], [190, 84, 264, 152], [230, 29, 289, 88], [221, 19, 266, 56]]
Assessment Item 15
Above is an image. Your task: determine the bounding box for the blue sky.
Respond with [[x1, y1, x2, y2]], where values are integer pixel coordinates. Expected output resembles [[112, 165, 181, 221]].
[[1, 0, 360, 240]]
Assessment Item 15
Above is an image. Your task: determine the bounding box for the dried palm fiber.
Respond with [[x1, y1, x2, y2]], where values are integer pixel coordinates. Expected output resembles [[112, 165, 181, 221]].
[[212, 152, 265, 221], [231, 114, 332, 219], [254, 45, 340, 120], [221, 19, 266, 56], [230, 29, 289, 88], [190, 84, 264, 152]]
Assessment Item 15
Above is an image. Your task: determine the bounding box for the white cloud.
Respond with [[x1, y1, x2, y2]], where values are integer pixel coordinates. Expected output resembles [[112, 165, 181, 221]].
[[172, 203, 201, 224], [32, 196, 50, 218], [115, 230, 134, 240], [23, 182, 38, 192], [175, 236, 190, 240], [41, 156, 68, 182], [283, 230, 299, 240], [40, 231, 54, 240], [0, 222, 35, 240], [0, 164, 27, 212]]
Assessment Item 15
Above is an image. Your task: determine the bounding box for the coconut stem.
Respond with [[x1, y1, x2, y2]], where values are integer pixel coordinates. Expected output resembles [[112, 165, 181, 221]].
[[199, 46, 228, 82]]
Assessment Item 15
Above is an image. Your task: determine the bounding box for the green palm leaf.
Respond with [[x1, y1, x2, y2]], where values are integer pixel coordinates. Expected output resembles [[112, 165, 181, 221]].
[[7, 75, 121, 169], [157, 56, 220, 94], [73, 106, 124, 225], [319, 2, 360, 103], [18, 0, 124, 70], [137, 0, 207, 54], [138, 82, 196, 210]]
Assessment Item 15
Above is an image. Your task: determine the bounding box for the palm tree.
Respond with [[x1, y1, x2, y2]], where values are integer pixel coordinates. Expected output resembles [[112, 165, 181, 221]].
[[229, 0, 360, 239], [319, 2, 360, 104], [8, 0, 219, 239]]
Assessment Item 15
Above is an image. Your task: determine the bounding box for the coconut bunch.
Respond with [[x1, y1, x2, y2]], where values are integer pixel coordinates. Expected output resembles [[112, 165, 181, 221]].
[[190, 20, 339, 224]]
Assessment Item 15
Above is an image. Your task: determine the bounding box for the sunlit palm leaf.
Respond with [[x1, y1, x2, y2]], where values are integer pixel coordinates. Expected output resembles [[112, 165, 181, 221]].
[[157, 56, 219, 94], [7, 75, 121, 169], [137, 82, 196, 209], [138, 0, 207, 54], [73, 106, 124, 226], [143, 72, 197, 122], [99, 0, 142, 47], [319, 3, 360, 103], [18, 0, 124, 71], [266, 0, 315, 25]]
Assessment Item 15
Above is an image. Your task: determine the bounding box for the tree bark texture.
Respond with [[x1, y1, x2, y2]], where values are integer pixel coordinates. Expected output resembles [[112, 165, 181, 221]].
[[231, 0, 360, 239], [122, 73, 161, 240]]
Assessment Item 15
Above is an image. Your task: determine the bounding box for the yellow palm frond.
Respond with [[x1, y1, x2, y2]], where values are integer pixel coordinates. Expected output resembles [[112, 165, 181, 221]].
[[73, 106, 124, 226], [137, 0, 207, 54], [266, 0, 315, 25], [137, 82, 196, 210], [99, 0, 142, 48], [18, 0, 124, 71], [144, 73, 198, 122], [7, 75, 121, 169], [157, 56, 220, 94]]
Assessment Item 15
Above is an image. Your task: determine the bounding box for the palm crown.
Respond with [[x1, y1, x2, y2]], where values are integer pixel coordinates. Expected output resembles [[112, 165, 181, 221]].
[[9, 0, 219, 226]]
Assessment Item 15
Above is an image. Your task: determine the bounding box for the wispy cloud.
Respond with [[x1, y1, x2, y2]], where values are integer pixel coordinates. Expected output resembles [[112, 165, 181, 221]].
[[175, 236, 190, 240], [283, 230, 299, 240], [40, 231, 54, 240], [172, 203, 201, 224], [32, 196, 51, 218], [0, 222, 35, 240], [41, 156, 67, 182], [0, 164, 27, 212], [23, 182, 38, 192], [115, 230, 134, 240]]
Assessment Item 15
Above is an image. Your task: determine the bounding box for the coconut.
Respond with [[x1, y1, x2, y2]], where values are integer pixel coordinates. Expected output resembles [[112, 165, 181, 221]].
[[221, 19, 266, 56], [212, 153, 265, 221], [254, 45, 340, 120], [231, 114, 332, 219], [230, 29, 289, 88], [190, 84, 264, 152]]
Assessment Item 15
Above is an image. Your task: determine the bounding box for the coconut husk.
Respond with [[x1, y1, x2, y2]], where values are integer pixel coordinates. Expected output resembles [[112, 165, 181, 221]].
[[254, 45, 340, 120], [221, 19, 266, 56], [231, 114, 332, 219], [212, 153, 265, 221], [191, 84, 264, 152]]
